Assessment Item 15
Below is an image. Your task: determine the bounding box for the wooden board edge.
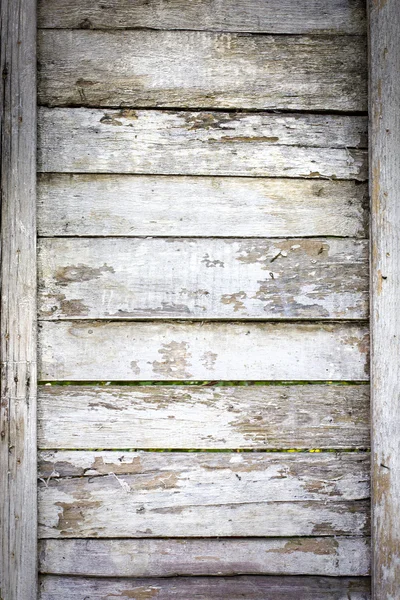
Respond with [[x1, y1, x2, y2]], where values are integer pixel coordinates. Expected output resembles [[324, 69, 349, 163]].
[[369, 0, 400, 597], [38, 536, 371, 577], [0, 2, 38, 599], [38, 574, 372, 599]]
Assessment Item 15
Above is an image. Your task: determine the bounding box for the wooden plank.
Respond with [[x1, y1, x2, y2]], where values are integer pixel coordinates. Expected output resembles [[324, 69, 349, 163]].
[[37, 108, 368, 180], [38, 322, 369, 382], [37, 0, 367, 35], [39, 537, 371, 577], [37, 384, 370, 450], [39, 575, 371, 600], [0, 1, 37, 599], [37, 174, 369, 238], [38, 451, 370, 538], [38, 238, 369, 321], [369, 0, 400, 597], [38, 31, 367, 111]]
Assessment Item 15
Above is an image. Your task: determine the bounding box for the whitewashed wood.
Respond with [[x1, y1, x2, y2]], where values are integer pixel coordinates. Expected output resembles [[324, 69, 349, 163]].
[[38, 31, 367, 111], [37, 108, 368, 180], [37, 384, 370, 450], [0, 1, 37, 599], [39, 575, 371, 600], [38, 322, 369, 381], [37, 0, 367, 34], [38, 238, 368, 320], [370, 0, 400, 597], [39, 537, 370, 577], [38, 451, 369, 538], [37, 174, 369, 238]]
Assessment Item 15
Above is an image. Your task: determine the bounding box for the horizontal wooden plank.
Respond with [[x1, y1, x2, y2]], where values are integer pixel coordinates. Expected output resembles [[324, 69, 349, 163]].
[[39, 575, 371, 600], [37, 384, 370, 450], [38, 238, 369, 320], [38, 322, 369, 381], [39, 537, 371, 576], [37, 0, 367, 35], [37, 174, 369, 238], [38, 451, 369, 538], [37, 109, 368, 180], [38, 31, 367, 111]]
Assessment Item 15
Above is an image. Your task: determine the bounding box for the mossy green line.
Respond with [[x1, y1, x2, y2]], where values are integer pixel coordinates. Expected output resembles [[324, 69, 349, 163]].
[[39, 380, 370, 387], [39, 447, 371, 453]]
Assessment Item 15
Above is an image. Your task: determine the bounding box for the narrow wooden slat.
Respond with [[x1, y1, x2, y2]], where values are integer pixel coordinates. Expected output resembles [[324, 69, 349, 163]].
[[39, 537, 371, 577], [37, 108, 368, 180], [39, 575, 371, 600], [38, 322, 369, 381], [38, 451, 369, 538], [0, 1, 37, 598], [37, 174, 369, 238], [37, 384, 370, 450], [38, 31, 367, 111], [370, 0, 400, 596], [38, 238, 368, 321], [37, 0, 367, 34]]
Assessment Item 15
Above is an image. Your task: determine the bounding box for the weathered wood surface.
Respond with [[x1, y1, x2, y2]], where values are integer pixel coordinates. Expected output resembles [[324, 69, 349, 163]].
[[0, 1, 37, 599], [38, 109, 368, 180], [370, 0, 400, 597], [38, 322, 369, 381], [38, 238, 369, 321], [38, 31, 367, 111], [38, 451, 369, 538], [39, 575, 371, 600], [37, 0, 367, 34], [39, 537, 370, 577], [37, 174, 369, 238], [37, 384, 370, 450]]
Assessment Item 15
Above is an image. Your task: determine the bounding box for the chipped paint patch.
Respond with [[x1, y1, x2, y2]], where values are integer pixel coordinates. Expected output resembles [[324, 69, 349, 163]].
[[152, 341, 193, 379]]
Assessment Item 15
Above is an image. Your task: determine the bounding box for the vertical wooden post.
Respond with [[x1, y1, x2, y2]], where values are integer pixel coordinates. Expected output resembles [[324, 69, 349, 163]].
[[370, 0, 400, 598], [0, 1, 37, 599]]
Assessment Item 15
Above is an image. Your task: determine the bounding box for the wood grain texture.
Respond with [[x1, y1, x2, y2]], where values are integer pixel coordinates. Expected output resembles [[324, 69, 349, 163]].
[[0, 1, 37, 598], [37, 108, 368, 180], [370, 0, 400, 597], [37, 384, 370, 450], [38, 30, 367, 111], [37, 0, 367, 34], [39, 537, 371, 577], [37, 174, 369, 238], [39, 575, 371, 600], [38, 451, 370, 538], [38, 321, 369, 382], [38, 238, 369, 321]]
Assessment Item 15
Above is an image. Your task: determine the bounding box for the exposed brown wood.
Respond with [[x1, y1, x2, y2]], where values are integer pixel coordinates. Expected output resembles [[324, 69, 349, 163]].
[[37, 174, 369, 238], [37, 108, 368, 180], [38, 451, 370, 538], [0, 1, 37, 598], [38, 31, 367, 111], [37, 384, 370, 450], [39, 575, 371, 600], [38, 238, 369, 321], [38, 321, 369, 382], [369, 0, 400, 597], [39, 537, 371, 577], [37, 0, 367, 34]]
